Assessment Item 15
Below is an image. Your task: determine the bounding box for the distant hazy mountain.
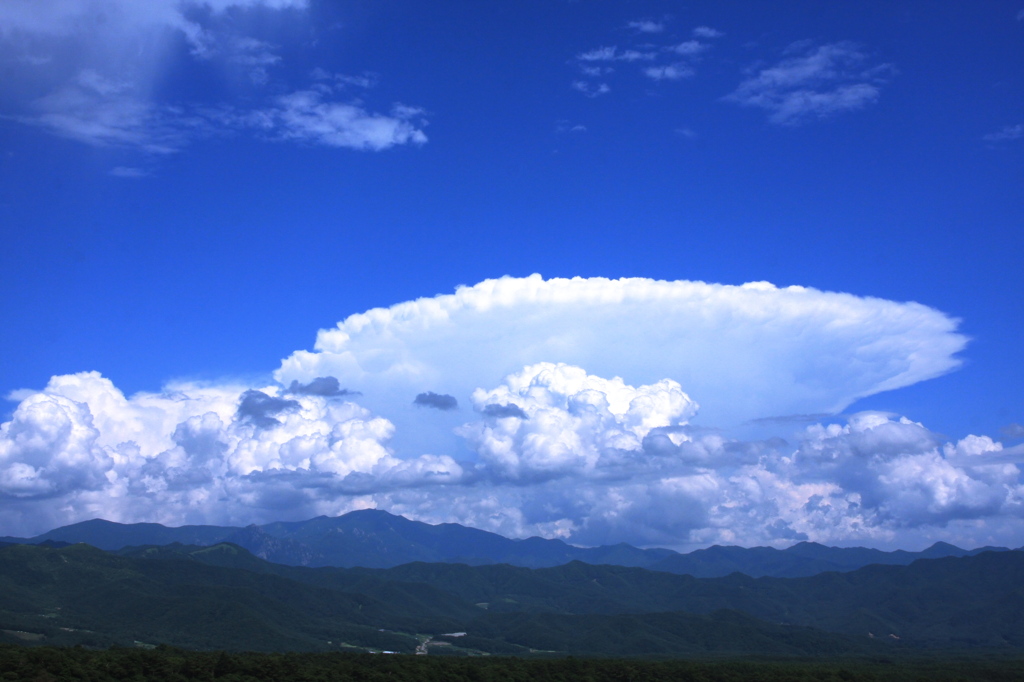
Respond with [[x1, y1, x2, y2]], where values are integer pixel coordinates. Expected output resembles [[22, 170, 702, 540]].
[[3, 510, 674, 570], [2, 520, 234, 550], [647, 539, 1013, 578], [2, 509, 1011, 577]]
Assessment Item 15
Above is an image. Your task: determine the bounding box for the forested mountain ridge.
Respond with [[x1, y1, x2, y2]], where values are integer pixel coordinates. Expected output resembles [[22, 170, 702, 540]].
[[2, 541, 1022, 656], [2, 509, 1012, 578]]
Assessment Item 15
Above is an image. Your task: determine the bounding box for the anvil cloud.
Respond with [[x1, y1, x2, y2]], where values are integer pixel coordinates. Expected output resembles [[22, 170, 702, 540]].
[[5, 276, 1016, 551]]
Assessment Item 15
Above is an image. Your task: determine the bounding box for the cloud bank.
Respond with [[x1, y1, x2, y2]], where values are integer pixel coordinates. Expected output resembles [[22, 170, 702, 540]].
[[3, 276, 1012, 551], [0, 371, 461, 535]]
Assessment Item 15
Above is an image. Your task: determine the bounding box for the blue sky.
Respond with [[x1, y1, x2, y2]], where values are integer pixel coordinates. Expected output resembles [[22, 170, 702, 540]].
[[1, 1, 1022, 550]]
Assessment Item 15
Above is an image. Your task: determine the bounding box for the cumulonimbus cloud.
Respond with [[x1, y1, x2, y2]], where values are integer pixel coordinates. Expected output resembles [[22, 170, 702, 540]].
[[3, 276, 1011, 551], [276, 275, 967, 456]]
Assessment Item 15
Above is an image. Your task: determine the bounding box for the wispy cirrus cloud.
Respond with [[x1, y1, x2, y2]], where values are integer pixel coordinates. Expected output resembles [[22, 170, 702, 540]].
[[627, 19, 665, 34], [241, 90, 428, 151], [0, 0, 426, 154], [109, 166, 148, 178], [555, 120, 587, 134], [983, 123, 1023, 142], [725, 41, 894, 125], [693, 26, 724, 39], [669, 40, 708, 56], [570, 20, 722, 94], [20, 69, 197, 154], [576, 46, 657, 63], [644, 63, 695, 82], [571, 81, 611, 98]]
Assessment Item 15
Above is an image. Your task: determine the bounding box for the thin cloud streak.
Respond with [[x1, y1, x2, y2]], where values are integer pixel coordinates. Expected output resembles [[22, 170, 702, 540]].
[[725, 42, 893, 125], [983, 123, 1023, 142], [572, 29, 713, 91]]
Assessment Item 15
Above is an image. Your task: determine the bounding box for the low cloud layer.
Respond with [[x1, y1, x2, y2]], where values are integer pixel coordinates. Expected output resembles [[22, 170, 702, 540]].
[[0, 371, 461, 534], [3, 276, 1014, 550], [2, 366, 1021, 550]]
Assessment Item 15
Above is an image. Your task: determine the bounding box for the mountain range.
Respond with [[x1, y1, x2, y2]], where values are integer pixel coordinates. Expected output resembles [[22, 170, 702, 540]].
[[1, 509, 1014, 578], [1, 541, 1022, 656]]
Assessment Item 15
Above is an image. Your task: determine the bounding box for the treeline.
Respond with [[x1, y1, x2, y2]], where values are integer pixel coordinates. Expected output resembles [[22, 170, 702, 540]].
[[1, 646, 1023, 682]]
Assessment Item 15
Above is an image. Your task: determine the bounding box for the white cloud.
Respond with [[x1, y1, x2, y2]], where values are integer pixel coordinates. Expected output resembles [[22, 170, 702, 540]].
[[245, 91, 427, 150], [726, 42, 893, 125], [0, 1, 308, 49], [576, 46, 656, 63], [109, 166, 148, 178], [789, 414, 1021, 529], [573, 33, 711, 92], [577, 46, 618, 62], [0, 0, 425, 154], [571, 81, 610, 97], [336, 73, 378, 89], [5, 371, 1020, 549], [310, 68, 379, 89], [0, 278, 1017, 550], [276, 275, 967, 456], [693, 26, 723, 39], [644, 63, 695, 81], [628, 20, 665, 34], [20, 70, 191, 153], [555, 121, 587, 133], [669, 40, 707, 56], [355, 409, 1024, 550], [983, 124, 1023, 142], [0, 392, 111, 499], [458, 363, 697, 482], [0, 371, 459, 534]]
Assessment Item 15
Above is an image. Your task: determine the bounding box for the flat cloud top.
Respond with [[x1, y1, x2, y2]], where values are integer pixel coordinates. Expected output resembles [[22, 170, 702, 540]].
[[277, 275, 967, 446]]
